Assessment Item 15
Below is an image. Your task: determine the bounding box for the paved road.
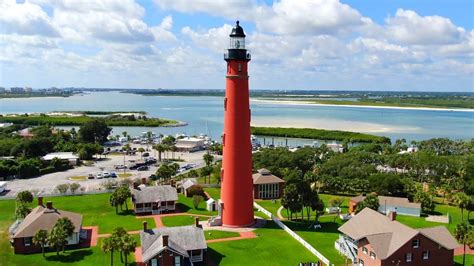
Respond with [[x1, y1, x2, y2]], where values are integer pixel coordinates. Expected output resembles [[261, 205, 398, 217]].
[[1, 149, 219, 197]]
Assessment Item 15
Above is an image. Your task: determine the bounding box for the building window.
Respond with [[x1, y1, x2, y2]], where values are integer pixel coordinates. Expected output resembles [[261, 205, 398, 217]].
[[258, 183, 279, 199], [174, 256, 181, 266], [412, 239, 419, 248], [370, 251, 376, 259], [362, 247, 368, 254], [24, 237, 31, 246], [359, 259, 364, 266], [422, 251, 430, 260], [406, 253, 413, 262], [151, 258, 158, 266]]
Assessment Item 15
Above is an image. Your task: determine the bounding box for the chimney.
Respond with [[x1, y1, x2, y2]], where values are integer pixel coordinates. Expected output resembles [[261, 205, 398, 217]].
[[38, 196, 44, 207], [143, 221, 148, 231], [195, 217, 201, 228], [46, 201, 53, 209], [162, 234, 168, 247], [133, 182, 138, 189], [141, 177, 147, 185], [388, 211, 397, 221]]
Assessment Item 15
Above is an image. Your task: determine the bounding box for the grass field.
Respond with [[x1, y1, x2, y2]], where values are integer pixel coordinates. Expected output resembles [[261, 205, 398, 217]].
[[454, 255, 474, 266], [204, 187, 221, 199], [176, 194, 217, 216], [204, 230, 240, 241], [208, 221, 319, 265], [161, 215, 209, 227], [0, 193, 156, 234]]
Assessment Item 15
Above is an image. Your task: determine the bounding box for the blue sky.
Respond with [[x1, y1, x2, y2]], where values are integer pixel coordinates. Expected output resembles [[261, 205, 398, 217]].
[[0, 0, 473, 91]]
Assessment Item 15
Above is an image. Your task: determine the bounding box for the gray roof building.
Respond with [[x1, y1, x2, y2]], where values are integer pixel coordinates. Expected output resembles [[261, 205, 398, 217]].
[[132, 185, 178, 204], [252, 168, 285, 185]]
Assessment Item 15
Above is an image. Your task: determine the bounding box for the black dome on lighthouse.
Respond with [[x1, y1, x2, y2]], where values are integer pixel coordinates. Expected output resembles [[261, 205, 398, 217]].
[[230, 21, 246, 37]]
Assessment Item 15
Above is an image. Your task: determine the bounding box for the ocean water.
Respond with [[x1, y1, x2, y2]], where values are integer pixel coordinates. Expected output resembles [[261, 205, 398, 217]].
[[0, 92, 473, 143]]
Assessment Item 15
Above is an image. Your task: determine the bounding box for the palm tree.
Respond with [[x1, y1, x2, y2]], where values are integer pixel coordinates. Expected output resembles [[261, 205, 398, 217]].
[[48, 225, 67, 256], [112, 227, 127, 263], [110, 192, 120, 214], [15, 203, 31, 219], [122, 131, 128, 138], [203, 153, 214, 184], [102, 237, 119, 266], [33, 229, 48, 257], [56, 217, 75, 253], [454, 192, 470, 221], [455, 222, 472, 266], [153, 144, 166, 162], [121, 234, 137, 266], [138, 147, 145, 158]]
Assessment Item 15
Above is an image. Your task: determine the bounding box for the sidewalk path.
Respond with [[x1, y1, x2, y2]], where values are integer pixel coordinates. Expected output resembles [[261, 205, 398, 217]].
[[454, 245, 474, 256], [206, 231, 257, 243], [81, 226, 98, 247]]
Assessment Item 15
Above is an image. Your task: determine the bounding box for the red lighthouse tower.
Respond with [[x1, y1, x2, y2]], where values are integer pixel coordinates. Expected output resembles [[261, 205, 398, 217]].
[[220, 21, 254, 227]]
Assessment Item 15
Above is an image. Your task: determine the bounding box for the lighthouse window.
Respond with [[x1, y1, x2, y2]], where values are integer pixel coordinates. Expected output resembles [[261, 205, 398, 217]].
[[238, 63, 242, 72], [224, 97, 228, 111]]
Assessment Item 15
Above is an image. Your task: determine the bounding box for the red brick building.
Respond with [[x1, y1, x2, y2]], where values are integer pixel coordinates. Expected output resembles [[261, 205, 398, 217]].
[[132, 185, 178, 215], [9, 198, 83, 254], [139, 218, 207, 265], [252, 168, 285, 199], [336, 208, 459, 266]]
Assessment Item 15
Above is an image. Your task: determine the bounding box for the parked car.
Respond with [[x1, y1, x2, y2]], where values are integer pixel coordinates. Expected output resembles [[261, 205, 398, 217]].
[[88, 174, 95, 179], [102, 172, 111, 178], [137, 166, 149, 171], [115, 165, 127, 170], [96, 173, 103, 179], [142, 152, 150, 157], [110, 172, 118, 178]]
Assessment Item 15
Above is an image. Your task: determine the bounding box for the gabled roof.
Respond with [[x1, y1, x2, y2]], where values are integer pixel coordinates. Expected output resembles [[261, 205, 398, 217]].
[[338, 208, 459, 260], [132, 185, 178, 204], [140, 225, 207, 262], [12, 205, 82, 238], [350, 195, 421, 209], [252, 168, 285, 185], [182, 179, 197, 190]]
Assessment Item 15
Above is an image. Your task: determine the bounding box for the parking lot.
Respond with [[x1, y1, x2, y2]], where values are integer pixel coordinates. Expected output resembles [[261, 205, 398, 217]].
[[1, 149, 219, 197]]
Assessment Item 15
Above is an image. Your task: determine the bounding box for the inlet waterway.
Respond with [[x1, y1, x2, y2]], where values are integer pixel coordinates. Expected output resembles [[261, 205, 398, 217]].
[[1, 92, 473, 143]]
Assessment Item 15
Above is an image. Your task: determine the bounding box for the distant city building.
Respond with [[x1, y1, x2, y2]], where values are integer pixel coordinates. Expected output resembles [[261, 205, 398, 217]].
[[10, 87, 25, 93], [175, 137, 205, 152], [24, 87, 32, 93], [42, 152, 80, 166], [0, 87, 5, 93]]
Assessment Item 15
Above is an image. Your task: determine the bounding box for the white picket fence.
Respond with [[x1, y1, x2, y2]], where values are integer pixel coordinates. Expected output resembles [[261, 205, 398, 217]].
[[254, 202, 331, 266]]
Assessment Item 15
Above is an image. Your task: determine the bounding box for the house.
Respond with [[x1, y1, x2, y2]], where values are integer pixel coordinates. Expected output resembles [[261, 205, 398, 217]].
[[349, 195, 421, 217], [176, 178, 198, 197], [9, 198, 83, 254], [335, 208, 459, 266], [252, 168, 285, 199], [326, 142, 345, 153], [139, 218, 207, 265], [175, 138, 205, 152], [132, 185, 178, 215], [42, 152, 80, 166]]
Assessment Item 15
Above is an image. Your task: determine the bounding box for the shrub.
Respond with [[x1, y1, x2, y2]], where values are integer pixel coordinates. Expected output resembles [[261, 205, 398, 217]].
[[192, 195, 204, 209], [187, 185, 205, 197], [55, 184, 70, 194], [70, 183, 81, 194]]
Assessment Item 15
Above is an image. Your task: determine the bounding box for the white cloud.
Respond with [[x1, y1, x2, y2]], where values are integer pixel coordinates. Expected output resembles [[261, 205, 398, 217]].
[[385, 9, 465, 45], [0, 0, 59, 37]]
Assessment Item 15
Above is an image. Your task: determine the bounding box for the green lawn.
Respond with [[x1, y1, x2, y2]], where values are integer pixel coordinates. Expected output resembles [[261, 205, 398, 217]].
[[204, 187, 221, 199], [204, 230, 240, 241], [454, 255, 473, 266], [283, 216, 347, 265], [257, 193, 352, 219], [0, 193, 156, 234], [161, 215, 209, 227], [0, 233, 137, 266], [208, 221, 319, 265], [176, 194, 217, 216]]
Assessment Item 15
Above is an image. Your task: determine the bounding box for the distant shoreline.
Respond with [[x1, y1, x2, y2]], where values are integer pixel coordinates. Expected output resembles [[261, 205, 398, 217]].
[[251, 99, 474, 112]]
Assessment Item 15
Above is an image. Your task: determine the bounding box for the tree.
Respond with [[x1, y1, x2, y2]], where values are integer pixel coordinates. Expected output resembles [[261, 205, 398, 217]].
[[116, 186, 132, 211], [466, 197, 474, 221], [111, 227, 127, 263], [48, 225, 68, 255], [414, 190, 435, 214], [33, 229, 49, 257], [199, 166, 212, 184], [78, 119, 111, 143], [203, 153, 214, 184], [138, 147, 145, 157], [192, 195, 204, 209], [55, 184, 70, 194], [102, 236, 119, 266], [110, 192, 120, 214], [153, 144, 166, 162], [282, 183, 302, 220], [454, 192, 470, 221], [356, 194, 379, 213], [455, 222, 473, 266], [16, 190, 33, 204], [15, 203, 31, 219], [69, 183, 81, 194], [187, 185, 205, 197], [55, 217, 75, 252], [121, 234, 137, 266]]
